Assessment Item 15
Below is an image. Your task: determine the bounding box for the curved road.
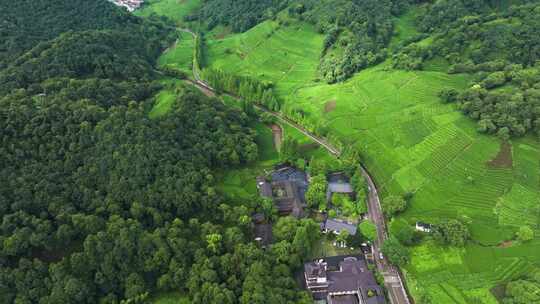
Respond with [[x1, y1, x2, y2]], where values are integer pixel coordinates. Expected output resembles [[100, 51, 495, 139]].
[[179, 28, 411, 304]]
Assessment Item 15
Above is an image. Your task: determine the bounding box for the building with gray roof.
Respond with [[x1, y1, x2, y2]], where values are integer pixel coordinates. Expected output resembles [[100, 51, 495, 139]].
[[304, 256, 385, 304], [322, 219, 358, 236]]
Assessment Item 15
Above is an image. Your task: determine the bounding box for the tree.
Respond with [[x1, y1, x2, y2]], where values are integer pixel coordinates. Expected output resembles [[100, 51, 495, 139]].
[[504, 279, 540, 304], [280, 136, 300, 161], [516, 225, 534, 242], [382, 195, 407, 218], [390, 220, 419, 246], [336, 230, 350, 247], [381, 237, 410, 266], [258, 197, 277, 223], [433, 219, 470, 247], [359, 221, 377, 242], [306, 174, 327, 209], [438, 88, 459, 103]]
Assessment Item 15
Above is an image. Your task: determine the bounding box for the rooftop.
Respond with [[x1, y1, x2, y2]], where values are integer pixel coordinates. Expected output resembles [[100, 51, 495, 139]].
[[323, 219, 358, 236], [304, 256, 385, 304]]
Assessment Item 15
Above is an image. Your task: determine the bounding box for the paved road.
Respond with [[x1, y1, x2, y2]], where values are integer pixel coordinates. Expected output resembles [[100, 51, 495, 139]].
[[180, 29, 411, 304]]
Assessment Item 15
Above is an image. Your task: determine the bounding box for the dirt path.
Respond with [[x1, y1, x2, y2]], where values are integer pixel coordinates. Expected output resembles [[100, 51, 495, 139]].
[[270, 124, 283, 151]]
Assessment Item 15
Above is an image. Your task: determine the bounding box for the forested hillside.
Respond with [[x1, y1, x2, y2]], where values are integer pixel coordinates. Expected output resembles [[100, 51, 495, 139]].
[[198, 0, 408, 82], [392, 0, 540, 138], [0, 0, 318, 303], [186, 0, 540, 303], [0, 0, 150, 69]]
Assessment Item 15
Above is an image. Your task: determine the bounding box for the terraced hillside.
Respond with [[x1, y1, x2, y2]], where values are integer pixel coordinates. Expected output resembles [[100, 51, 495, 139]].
[[138, 1, 540, 303], [200, 9, 540, 304]]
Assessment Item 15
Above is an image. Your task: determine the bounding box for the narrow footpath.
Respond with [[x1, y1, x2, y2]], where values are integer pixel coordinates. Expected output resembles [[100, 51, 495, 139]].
[[180, 28, 411, 304]]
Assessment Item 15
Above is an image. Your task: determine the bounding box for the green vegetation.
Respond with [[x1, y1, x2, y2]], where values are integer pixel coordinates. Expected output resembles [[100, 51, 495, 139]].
[[135, 0, 201, 24], [359, 221, 377, 242], [151, 292, 190, 304], [6, 0, 540, 303], [433, 219, 471, 247], [0, 1, 314, 303], [148, 79, 187, 119], [305, 174, 327, 210], [205, 20, 323, 97], [158, 32, 195, 74], [516, 226, 534, 242], [0, 0, 169, 69], [390, 219, 421, 246], [382, 237, 410, 267], [197, 2, 540, 303], [502, 267, 540, 303], [382, 195, 408, 218]]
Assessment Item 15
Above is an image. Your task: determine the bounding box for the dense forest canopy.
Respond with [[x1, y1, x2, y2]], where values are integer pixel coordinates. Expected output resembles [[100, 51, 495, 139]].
[[0, 0, 318, 303], [197, 0, 410, 82], [390, 0, 540, 139], [0, 0, 152, 69]]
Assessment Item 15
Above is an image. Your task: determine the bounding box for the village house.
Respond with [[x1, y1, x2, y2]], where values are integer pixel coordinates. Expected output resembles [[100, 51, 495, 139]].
[[415, 222, 432, 233], [304, 256, 385, 304], [326, 172, 355, 203], [256, 166, 308, 218], [321, 219, 357, 236], [108, 0, 144, 12]]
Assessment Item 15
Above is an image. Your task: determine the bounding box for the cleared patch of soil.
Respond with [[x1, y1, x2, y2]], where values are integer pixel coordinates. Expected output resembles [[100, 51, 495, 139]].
[[215, 27, 232, 40], [487, 142, 513, 169], [498, 240, 513, 248], [271, 124, 283, 151], [324, 100, 337, 113]]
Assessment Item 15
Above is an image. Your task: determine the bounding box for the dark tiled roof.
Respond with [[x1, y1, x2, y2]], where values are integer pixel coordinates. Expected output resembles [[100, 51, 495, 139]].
[[256, 176, 273, 198], [328, 182, 354, 193], [254, 223, 272, 246], [328, 172, 350, 183], [416, 221, 432, 228], [329, 295, 359, 304], [324, 219, 357, 235], [304, 256, 385, 304]]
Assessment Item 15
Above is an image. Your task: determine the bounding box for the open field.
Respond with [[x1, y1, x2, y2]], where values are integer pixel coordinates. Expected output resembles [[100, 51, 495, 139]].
[[148, 78, 184, 119], [158, 31, 194, 74], [206, 20, 324, 96], [201, 11, 540, 304], [134, 0, 200, 24]]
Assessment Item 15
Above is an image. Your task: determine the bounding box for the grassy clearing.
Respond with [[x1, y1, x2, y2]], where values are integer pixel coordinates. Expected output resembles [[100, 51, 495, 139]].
[[311, 235, 359, 259], [149, 78, 184, 119], [201, 10, 540, 303], [158, 31, 194, 74], [134, 0, 200, 24], [216, 120, 279, 203]]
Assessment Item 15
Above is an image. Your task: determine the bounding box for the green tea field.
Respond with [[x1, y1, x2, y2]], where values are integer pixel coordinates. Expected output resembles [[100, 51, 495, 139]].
[[134, 0, 200, 24], [201, 12, 540, 304], [206, 20, 323, 96], [158, 31, 195, 74], [140, 2, 540, 303]]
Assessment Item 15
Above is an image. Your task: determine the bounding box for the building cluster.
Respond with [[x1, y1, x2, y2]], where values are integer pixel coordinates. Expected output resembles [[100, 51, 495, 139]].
[[305, 256, 385, 304], [257, 165, 309, 218], [108, 0, 144, 12]]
